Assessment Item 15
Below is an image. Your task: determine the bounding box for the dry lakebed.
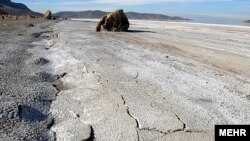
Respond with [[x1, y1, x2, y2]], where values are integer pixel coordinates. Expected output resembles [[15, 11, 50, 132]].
[[1, 19, 250, 141]]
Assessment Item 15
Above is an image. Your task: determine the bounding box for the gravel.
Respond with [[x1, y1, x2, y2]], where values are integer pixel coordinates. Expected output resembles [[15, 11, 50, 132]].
[[0, 19, 58, 141]]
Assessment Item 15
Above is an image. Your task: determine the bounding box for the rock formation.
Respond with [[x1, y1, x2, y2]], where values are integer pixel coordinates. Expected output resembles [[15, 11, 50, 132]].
[[96, 9, 129, 32], [44, 10, 52, 19]]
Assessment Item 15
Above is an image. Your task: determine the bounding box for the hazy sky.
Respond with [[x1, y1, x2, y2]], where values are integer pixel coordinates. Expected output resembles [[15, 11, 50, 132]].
[[13, 0, 250, 23]]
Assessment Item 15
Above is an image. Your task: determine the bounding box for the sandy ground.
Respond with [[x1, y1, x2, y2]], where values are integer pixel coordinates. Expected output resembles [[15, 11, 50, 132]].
[[26, 19, 250, 140], [0, 19, 57, 141]]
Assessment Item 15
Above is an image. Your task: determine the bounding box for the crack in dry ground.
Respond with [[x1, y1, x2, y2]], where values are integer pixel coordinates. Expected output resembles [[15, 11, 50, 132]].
[[121, 95, 140, 141], [52, 72, 68, 95], [174, 114, 186, 132], [51, 71, 97, 141], [120, 94, 201, 140], [49, 73, 67, 141], [86, 126, 95, 141]]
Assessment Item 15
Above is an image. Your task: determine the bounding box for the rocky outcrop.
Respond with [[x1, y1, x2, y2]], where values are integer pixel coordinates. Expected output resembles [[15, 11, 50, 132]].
[[96, 9, 129, 32], [44, 10, 52, 19]]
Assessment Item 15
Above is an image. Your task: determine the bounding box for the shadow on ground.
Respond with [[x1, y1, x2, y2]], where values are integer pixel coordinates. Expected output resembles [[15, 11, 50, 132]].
[[19, 105, 47, 122], [127, 30, 156, 33]]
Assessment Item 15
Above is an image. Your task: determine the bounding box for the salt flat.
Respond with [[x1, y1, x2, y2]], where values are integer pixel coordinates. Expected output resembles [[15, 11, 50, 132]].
[[38, 19, 250, 141]]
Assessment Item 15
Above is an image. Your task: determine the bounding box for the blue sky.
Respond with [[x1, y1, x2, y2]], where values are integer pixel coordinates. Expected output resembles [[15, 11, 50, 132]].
[[13, 0, 250, 23]]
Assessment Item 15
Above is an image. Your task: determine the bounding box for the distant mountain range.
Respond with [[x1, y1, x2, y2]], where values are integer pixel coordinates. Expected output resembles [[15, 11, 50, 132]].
[[55, 10, 190, 21], [244, 20, 250, 23], [0, 0, 189, 21], [0, 0, 41, 15]]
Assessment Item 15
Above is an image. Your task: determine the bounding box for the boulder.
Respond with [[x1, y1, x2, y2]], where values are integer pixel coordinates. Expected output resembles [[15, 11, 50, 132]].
[[96, 9, 129, 32], [44, 10, 52, 19], [28, 23, 34, 27]]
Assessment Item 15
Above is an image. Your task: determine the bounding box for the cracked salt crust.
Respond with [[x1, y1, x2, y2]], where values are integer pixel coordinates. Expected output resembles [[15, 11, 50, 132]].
[[39, 19, 250, 141]]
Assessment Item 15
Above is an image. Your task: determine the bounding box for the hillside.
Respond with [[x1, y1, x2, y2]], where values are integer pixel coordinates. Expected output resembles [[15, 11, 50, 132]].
[[55, 10, 106, 19], [244, 20, 250, 23], [0, 0, 41, 15], [126, 12, 188, 20], [55, 10, 190, 21]]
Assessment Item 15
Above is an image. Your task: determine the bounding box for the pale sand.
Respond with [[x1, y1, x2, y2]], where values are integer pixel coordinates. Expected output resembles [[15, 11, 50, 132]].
[[36, 19, 250, 141]]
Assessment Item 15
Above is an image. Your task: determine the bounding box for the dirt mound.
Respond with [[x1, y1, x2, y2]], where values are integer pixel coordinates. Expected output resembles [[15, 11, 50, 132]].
[[96, 9, 129, 32]]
